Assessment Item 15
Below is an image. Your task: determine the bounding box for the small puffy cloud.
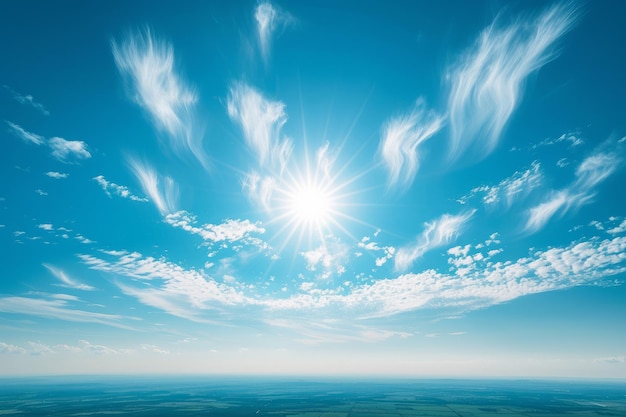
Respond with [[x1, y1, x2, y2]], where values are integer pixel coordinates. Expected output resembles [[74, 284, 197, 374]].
[[46, 171, 69, 179], [5, 121, 45, 145], [379, 99, 443, 189], [38, 223, 54, 231], [165, 210, 265, 245], [93, 175, 148, 202], [112, 28, 207, 168], [48, 137, 91, 163], [446, 3, 577, 161], [607, 220, 626, 235], [395, 210, 476, 271], [128, 158, 178, 215], [301, 237, 349, 280], [227, 82, 292, 169]]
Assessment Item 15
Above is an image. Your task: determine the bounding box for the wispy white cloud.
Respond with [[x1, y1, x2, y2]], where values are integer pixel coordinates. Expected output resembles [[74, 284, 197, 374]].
[[43, 264, 95, 291], [460, 161, 542, 206], [45, 171, 69, 179], [165, 210, 265, 245], [112, 28, 207, 168], [93, 175, 148, 202], [242, 172, 277, 211], [79, 251, 252, 322], [77, 231, 626, 325], [524, 151, 621, 233], [255, 2, 293, 62], [128, 158, 178, 215], [3, 85, 49, 115], [5, 122, 91, 163], [395, 210, 476, 271], [227, 82, 292, 168], [533, 131, 584, 149], [446, 3, 577, 161], [0, 296, 127, 328], [35, 189, 48, 196], [48, 137, 91, 163], [379, 100, 444, 189], [5, 121, 45, 145]]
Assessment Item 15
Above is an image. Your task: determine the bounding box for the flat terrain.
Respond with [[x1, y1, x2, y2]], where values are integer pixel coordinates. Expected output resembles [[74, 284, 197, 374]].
[[0, 378, 624, 416]]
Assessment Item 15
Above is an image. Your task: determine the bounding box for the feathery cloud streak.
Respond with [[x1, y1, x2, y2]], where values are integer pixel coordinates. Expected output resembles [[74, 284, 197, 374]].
[[525, 151, 621, 233], [227, 82, 292, 169], [44, 264, 95, 291], [3, 85, 49, 115], [447, 3, 577, 161], [255, 2, 293, 62], [112, 29, 207, 168], [395, 210, 476, 271], [379, 100, 444, 189], [128, 158, 178, 215], [6, 121, 45, 145]]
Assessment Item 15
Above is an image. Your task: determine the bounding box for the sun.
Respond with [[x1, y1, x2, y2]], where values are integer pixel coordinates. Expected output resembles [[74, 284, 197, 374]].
[[289, 183, 332, 224]]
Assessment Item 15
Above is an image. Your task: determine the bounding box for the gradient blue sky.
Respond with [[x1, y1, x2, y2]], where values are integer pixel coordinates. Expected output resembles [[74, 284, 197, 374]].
[[1, 0, 625, 378]]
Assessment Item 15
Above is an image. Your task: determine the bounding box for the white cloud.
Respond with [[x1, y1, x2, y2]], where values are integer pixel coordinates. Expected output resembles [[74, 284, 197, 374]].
[[462, 161, 542, 206], [46, 171, 69, 179], [0, 342, 26, 354], [112, 28, 207, 168], [608, 220, 626, 235], [128, 158, 178, 215], [48, 137, 91, 163], [446, 3, 577, 161], [44, 264, 95, 291], [79, 251, 252, 322], [534, 131, 584, 149], [395, 210, 476, 271], [3, 85, 50, 115], [0, 296, 127, 328], [35, 189, 48, 196], [556, 158, 569, 168], [255, 2, 293, 62], [227, 82, 292, 168], [524, 151, 621, 233], [379, 100, 444, 189], [165, 210, 265, 245], [5, 121, 45, 145], [77, 232, 626, 324], [38, 223, 54, 231], [242, 172, 277, 210], [301, 238, 349, 279], [93, 175, 148, 202]]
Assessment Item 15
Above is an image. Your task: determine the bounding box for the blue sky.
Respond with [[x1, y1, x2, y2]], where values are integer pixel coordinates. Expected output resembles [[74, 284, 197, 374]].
[[1, 0, 626, 378]]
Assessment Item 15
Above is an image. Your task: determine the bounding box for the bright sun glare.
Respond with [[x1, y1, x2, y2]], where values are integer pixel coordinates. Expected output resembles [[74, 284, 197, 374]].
[[289, 184, 332, 223]]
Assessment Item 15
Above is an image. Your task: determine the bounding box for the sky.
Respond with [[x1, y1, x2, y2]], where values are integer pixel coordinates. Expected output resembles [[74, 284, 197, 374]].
[[1, 0, 625, 378]]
